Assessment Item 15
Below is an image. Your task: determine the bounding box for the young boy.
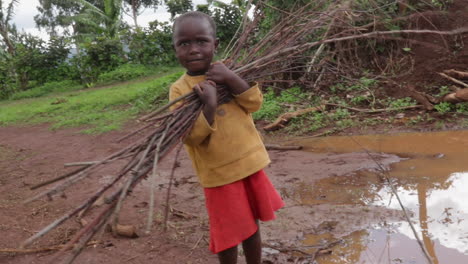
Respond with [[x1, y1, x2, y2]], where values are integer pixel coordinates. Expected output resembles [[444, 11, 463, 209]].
[[169, 11, 284, 264]]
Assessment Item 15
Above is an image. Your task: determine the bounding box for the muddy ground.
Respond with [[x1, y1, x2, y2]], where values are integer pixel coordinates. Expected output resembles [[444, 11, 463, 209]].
[[1, 2, 468, 263], [0, 122, 411, 264]]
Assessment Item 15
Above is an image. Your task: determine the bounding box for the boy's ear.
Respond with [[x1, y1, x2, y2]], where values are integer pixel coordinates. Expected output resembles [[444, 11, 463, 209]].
[[215, 38, 220, 49]]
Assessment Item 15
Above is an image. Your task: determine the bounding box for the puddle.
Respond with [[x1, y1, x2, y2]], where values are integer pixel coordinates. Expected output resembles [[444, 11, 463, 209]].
[[289, 130, 468, 264]]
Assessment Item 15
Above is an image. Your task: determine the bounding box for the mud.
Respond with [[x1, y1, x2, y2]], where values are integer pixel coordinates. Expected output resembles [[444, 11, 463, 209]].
[[1, 125, 467, 264], [286, 130, 468, 264], [0, 125, 410, 264]]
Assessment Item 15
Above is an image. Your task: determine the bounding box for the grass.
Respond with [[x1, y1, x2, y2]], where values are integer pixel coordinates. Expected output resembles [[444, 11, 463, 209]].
[[8, 80, 84, 100], [0, 67, 184, 134]]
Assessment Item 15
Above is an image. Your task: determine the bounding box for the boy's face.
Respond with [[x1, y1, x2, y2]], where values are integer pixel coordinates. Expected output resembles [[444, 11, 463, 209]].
[[173, 17, 219, 75]]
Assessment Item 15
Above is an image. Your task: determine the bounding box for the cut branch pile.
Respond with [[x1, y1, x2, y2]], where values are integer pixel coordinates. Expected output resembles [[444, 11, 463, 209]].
[[20, 2, 468, 263]]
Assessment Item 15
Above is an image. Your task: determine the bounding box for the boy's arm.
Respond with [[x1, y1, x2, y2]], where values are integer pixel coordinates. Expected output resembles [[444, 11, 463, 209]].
[[206, 62, 263, 113], [169, 83, 217, 146]]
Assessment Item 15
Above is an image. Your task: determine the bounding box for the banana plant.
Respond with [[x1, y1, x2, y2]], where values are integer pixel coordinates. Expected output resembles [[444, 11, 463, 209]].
[[70, 0, 123, 39]]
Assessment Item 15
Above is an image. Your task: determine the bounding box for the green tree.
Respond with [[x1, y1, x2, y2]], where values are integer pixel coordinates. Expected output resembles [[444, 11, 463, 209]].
[[0, 0, 18, 55], [164, 0, 192, 19], [71, 0, 124, 39], [123, 0, 160, 29], [123, 20, 174, 65], [211, 1, 242, 44]]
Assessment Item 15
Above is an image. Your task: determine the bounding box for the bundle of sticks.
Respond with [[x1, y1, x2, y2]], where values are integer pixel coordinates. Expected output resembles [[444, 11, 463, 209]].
[[21, 1, 468, 263]]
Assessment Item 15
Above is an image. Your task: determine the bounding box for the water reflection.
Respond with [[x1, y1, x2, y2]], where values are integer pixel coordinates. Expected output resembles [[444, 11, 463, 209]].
[[291, 130, 468, 263], [374, 172, 468, 256]]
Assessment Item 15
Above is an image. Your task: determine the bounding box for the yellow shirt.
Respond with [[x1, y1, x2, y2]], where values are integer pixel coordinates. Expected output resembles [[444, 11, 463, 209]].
[[169, 73, 270, 188]]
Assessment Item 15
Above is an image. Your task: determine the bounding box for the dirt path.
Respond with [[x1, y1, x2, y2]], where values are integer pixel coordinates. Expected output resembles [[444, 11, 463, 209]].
[[0, 124, 403, 263]]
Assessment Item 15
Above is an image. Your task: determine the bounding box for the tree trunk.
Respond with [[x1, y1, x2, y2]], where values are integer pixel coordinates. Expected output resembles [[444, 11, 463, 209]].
[[132, 0, 139, 29], [0, 27, 15, 56]]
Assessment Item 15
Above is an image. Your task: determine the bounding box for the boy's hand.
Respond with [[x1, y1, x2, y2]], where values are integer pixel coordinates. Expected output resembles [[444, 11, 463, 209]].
[[206, 62, 235, 86], [194, 80, 217, 125], [194, 80, 217, 107], [206, 61, 249, 95]]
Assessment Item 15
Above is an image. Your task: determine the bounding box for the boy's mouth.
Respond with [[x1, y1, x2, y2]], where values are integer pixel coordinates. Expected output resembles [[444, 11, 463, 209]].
[[187, 59, 204, 63]]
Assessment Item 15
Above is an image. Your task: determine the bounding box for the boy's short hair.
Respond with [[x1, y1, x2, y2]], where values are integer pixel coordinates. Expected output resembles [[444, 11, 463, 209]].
[[172, 11, 217, 38]]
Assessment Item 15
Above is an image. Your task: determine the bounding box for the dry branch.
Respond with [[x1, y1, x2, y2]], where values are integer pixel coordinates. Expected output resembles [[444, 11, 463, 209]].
[[444, 69, 468, 79], [438, 72, 468, 88], [263, 105, 326, 131], [264, 144, 303, 151]]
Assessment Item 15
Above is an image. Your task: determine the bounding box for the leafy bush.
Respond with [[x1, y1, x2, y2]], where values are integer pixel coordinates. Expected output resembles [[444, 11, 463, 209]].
[[455, 102, 468, 114], [388, 97, 416, 109], [253, 87, 307, 121], [123, 21, 176, 66], [9, 80, 82, 100], [434, 102, 453, 114], [73, 37, 126, 84], [253, 89, 282, 120]]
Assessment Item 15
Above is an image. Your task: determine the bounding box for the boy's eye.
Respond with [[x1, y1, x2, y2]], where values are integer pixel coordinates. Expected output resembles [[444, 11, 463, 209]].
[[197, 39, 209, 45]]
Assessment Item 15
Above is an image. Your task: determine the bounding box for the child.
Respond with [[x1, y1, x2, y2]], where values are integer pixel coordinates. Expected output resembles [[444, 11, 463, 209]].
[[169, 11, 284, 264]]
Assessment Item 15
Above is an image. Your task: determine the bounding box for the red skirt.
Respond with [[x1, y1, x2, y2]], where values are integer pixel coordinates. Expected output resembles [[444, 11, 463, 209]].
[[203, 169, 284, 253]]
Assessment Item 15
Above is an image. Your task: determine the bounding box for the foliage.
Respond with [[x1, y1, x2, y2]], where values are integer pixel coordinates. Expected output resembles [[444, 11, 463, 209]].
[[0, 59, 16, 99], [72, 0, 124, 39], [253, 86, 308, 120], [165, 0, 192, 19], [434, 102, 453, 114], [331, 108, 350, 120], [253, 88, 282, 120], [123, 20, 175, 65], [0, 33, 72, 98], [35, 0, 84, 36], [207, 1, 243, 44], [0, 68, 182, 133], [388, 97, 416, 109], [455, 102, 468, 114], [97, 64, 161, 84], [73, 36, 126, 84], [8, 80, 82, 100], [436, 85, 451, 97]]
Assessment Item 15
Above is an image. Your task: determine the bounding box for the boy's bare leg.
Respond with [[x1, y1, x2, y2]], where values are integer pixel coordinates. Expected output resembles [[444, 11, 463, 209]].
[[242, 224, 262, 264], [218, 245, 238, 264]]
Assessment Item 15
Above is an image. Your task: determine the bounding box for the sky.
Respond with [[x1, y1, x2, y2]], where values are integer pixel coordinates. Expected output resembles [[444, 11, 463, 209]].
[[10, 0, 225, 40]]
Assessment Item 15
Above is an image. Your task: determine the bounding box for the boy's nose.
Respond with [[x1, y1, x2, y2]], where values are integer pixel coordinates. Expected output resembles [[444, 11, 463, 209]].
[[189, 43, 200, 54]]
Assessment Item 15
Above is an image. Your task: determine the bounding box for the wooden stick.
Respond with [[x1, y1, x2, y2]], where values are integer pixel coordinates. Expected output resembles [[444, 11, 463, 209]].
[[263, 105, 325, 131], [163, 143, 183, 231], [444, 69, 468, 79], [264, 144, 302, 151], [1, 241, 99, 254], [438, 72, 468, 88], [30, 165, 91, 190], [145, 122, 172, 234]]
